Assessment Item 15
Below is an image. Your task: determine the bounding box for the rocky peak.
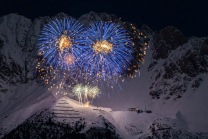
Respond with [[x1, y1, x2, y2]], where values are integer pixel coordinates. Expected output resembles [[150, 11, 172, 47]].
[[149, 36, 208, 101], [152, 26, 188, 60]]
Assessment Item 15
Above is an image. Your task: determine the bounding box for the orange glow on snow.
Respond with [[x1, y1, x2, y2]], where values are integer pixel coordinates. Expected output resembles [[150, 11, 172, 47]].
[[84, 102, 90, 107]]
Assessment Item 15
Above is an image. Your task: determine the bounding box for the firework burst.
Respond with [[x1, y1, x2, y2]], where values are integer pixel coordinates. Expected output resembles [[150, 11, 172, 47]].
[[72, 84, 101, 106], [36, 18, 88, 95], [38, 18, 85, 70], [78, 21, 134, 86]]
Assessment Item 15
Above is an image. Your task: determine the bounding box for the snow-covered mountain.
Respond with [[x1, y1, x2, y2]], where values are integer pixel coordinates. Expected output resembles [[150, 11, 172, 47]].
[[0, 12, 208, 138], [2, 96, 208, 139]]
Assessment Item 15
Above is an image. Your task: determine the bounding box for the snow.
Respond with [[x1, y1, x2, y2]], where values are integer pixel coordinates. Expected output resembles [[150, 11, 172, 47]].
[[0, 93, 55, 136], [0, 13, 208, 138], [0, 94, 188, 139]]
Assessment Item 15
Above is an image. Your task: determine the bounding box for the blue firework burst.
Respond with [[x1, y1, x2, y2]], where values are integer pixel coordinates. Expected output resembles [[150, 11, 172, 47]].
[[79, 21, 134, 83], [38, 18, 85, 70]]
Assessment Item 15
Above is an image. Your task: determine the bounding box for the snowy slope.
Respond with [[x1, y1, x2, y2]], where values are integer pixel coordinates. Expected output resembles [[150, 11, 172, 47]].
[[2, 96, 207, 139]]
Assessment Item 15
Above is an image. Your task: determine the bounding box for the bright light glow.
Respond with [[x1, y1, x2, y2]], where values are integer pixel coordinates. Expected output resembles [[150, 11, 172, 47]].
[[84, 102, 89, 107], [72, 84, 83, 105], [55, 34, 72, 51], [93, 40, 113, 54], [72, 84, 101, 106]]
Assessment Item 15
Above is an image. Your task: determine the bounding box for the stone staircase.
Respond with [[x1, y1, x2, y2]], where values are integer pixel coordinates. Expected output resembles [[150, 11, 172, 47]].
[[52, 98, 82, 124]]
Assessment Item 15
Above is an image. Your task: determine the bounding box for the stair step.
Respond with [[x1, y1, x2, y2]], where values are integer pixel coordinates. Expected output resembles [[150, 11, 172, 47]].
[[55, 106, 73, 108], [54, 113, 80, 115], [52, 109, 74, 111], [54, 116, 82, 118], [58, 103, 69, 104]]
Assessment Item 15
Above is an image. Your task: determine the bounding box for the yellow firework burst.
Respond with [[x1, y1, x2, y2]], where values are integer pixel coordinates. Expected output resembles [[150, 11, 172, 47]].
[[93, 39, 113, 54], [55, 33, 72, 51]]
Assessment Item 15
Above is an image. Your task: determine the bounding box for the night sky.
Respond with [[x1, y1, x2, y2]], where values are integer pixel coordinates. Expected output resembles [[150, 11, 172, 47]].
[[0, 0, 208, 37]]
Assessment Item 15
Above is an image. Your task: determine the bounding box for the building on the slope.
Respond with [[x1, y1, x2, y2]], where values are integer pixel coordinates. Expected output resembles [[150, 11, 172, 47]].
[[129, 108, 143, 113], [129, 108, 137, 111]]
